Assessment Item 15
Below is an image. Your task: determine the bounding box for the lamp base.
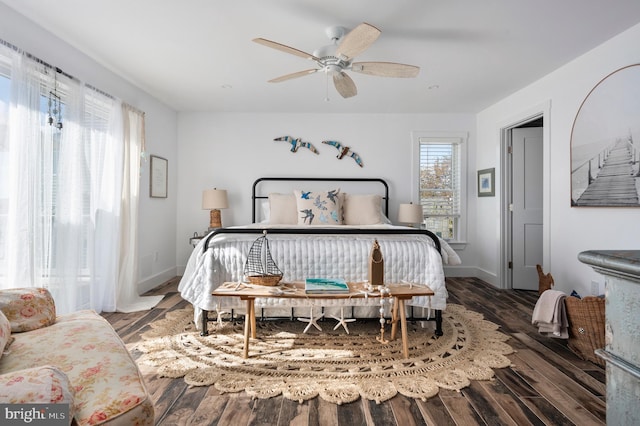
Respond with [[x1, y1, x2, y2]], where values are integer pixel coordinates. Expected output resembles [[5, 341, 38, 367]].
[[209, 209, 222, 229]]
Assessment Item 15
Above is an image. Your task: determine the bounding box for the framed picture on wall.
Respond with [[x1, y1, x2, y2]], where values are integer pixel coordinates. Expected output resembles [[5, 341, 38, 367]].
[[477, 168, 495, 197], [150, 155, 168, 198], [570, 63, 640, 207]]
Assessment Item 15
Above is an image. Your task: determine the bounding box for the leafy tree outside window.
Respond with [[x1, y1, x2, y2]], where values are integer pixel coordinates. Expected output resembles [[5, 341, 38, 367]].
[[413, 132, 467, 242]]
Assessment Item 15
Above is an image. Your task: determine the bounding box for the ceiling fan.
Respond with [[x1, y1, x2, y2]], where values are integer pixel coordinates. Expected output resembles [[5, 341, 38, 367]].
[[253, 22, 420, 99]]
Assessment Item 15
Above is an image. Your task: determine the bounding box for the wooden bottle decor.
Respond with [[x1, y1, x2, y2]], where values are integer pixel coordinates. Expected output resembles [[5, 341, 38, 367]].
[[369, 239, 384, 286]]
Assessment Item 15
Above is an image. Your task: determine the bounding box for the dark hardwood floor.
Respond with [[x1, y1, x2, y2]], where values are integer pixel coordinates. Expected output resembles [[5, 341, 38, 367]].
[[102, 277, 606, 425]]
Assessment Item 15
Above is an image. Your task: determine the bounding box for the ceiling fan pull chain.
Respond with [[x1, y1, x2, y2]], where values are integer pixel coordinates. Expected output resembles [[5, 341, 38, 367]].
[[324, 69, 330, 102]]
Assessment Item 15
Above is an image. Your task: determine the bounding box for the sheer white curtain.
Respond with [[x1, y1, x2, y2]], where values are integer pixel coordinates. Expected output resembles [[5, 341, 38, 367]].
[[4, 47, 44, 290], [46, 71, 90, 313], [0, 46, 159, 314], [85, 90, 124, 312], [116, 104, 162, 312]]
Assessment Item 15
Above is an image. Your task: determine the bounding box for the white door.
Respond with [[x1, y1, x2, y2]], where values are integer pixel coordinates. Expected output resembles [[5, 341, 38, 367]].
[[512, 127, 543, 290]]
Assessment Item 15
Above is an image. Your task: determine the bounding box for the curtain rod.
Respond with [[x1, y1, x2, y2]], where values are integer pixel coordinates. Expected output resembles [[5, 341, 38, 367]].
[[85, 83, 116, 101], [0, 37, 126, 105], [122, 102, 145, 116], [0, 38, 75, 81], [1, 37, 147, 114]]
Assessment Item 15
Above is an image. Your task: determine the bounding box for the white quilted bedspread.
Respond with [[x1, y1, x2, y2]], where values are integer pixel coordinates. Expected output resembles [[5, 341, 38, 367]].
[[179, 225, 451, 329]]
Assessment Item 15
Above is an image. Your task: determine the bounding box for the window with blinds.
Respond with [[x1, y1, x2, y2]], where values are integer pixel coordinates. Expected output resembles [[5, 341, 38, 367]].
[[0, 43, 117, 277], [416, 135, 465, 241]]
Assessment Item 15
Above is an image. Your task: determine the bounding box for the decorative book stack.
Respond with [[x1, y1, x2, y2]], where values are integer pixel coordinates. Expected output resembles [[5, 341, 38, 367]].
[[304, 278, 350, 294]]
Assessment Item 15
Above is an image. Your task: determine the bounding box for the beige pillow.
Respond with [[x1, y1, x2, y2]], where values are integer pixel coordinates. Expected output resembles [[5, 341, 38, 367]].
[[0, 310, 10, 358], [294, 189, 343, 225], [343, 193, 384, 225], [0, 365, 76, 419], [268, 193, 297, 224]]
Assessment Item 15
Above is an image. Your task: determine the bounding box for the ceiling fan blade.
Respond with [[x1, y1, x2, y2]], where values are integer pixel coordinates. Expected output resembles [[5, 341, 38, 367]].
[[333, 72, 357, 98], [268, 69, 318, 83], [351, 61, 420, 78], [335, 22, 381, 61], [253, 38, 320, 61]]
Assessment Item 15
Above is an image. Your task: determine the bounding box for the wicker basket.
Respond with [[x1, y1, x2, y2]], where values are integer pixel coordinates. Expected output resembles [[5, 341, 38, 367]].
[[565, 296, 605, 367], [246, 274, 282, 286]]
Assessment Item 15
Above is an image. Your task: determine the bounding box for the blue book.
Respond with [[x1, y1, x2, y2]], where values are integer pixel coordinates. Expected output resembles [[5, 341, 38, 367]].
[[305, 278, 350, 294]]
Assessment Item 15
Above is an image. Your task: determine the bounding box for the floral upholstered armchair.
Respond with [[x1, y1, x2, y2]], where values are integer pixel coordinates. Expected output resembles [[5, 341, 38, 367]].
[[0, 287, 154, 425]]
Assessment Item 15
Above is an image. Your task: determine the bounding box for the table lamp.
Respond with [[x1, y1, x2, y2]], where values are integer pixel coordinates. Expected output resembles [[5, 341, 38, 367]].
[[398, 202, 423, 227], [202, 188, 228, 229]]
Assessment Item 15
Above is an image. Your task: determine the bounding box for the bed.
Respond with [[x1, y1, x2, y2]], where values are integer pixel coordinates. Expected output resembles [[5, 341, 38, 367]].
[[179, 177, 459, 335]]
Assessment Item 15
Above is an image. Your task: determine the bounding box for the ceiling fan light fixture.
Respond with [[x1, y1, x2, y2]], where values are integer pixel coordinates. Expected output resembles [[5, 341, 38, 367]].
[[325, 64, 342, 76]]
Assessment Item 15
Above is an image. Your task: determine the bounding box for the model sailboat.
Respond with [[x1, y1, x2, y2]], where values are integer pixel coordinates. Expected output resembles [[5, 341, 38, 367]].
[[243, 230, 283, 286]]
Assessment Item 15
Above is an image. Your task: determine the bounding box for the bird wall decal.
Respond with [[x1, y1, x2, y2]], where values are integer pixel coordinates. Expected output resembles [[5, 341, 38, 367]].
[[274, 136, 319, 154], [322, 140, 364, 167]]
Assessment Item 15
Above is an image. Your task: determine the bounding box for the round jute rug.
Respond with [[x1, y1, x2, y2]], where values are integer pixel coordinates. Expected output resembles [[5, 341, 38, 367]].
[[134, 304, 514, 405]]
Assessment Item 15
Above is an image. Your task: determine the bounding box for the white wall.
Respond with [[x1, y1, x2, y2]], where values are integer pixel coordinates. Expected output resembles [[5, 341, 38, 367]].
[[10, 2, 637, 297], [176, 113, 477, 273], [476, 22, 640, 296], [0, 3, 179, 294]]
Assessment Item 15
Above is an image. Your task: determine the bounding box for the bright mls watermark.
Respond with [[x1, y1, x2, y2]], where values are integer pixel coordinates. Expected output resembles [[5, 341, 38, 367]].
[[1, 404, 69, 425]]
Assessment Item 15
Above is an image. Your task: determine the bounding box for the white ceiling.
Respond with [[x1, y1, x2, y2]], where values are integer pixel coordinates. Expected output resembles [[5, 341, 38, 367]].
[[3, 0, 640, 113]]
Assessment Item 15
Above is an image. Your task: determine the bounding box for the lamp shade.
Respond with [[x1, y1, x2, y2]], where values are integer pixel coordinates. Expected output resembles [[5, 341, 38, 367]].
[[398, 202, 423, 225], [202, 188, 228, 210]]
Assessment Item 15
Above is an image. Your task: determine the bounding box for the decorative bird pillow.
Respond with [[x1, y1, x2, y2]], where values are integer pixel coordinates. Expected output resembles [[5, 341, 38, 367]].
[[294, 189, 343, 225]]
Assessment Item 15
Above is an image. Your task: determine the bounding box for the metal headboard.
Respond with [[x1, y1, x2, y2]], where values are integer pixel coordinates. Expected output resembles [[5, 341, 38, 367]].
[[251, 177, 389, 223], [201, 176, 441, 255]]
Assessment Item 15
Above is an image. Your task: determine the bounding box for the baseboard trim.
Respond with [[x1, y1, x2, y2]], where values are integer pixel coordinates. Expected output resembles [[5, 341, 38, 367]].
[[139, 267, 177, 294], [443, 265, 477, 277], [475, 267, 499, 287]]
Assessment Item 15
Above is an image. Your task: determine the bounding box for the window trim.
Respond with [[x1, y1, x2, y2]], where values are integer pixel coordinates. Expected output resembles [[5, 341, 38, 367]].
[[411, 131, 468, 244]]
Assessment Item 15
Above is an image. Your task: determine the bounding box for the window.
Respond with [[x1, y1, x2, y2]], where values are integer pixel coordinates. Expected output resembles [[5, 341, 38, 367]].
[[0, 41, 124, 313], [412, 132, 467, 242], [0, 60, 90, 276]]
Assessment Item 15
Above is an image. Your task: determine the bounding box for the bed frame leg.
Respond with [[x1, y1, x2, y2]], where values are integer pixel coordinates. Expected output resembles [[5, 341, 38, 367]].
[[435, 310, 443, 337], [201, 310, 209, 336]]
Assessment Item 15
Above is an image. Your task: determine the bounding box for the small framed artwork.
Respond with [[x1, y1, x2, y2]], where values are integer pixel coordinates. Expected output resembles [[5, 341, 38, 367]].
[[150, 155, 168, 198], [477, 168, 495, 197]]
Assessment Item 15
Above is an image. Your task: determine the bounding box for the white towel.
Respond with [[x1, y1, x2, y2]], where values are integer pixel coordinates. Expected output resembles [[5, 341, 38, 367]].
[[531, 289, 568, 339]]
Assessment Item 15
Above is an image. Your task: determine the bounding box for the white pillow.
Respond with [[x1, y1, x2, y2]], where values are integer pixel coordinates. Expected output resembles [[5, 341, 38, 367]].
[[268, 193, 297, 224], [294, 189, 343, 225], [343, 193, 384, 225]]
